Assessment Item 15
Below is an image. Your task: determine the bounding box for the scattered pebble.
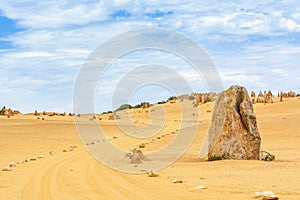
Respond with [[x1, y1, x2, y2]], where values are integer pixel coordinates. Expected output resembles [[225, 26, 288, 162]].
[[195, 185, 206, 190], [254, 191, 278, 200], [9, 162, 16, 167], [2, 166, 12, 171], [147, 170, 159, 177], [37, 155, 45, 159], [172, 178, 183, 183], [17, 160, 24, 164]]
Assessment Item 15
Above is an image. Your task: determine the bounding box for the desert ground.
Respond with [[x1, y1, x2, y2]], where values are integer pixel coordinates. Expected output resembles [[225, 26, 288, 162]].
[[0, 97, 299, 199]]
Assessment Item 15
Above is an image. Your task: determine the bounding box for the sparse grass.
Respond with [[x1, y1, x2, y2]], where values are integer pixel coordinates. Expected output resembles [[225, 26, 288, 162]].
[[261, 151, 275, 161], [208, 155, 223, 161]]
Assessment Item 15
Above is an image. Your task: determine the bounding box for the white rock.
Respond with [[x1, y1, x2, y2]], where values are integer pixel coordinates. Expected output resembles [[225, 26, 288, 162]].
[[195, 185, 206, 190], [147, 170, 159, 177], [172, 178, 183, 183], [49, 151, 55, 155], [17, 160, 24, 164], [9, 162, 16, 167], [254, 191, 276, 198], [2, 166, 12, 171], [262, 191, 276, 197], [37, 155, 45, 159]]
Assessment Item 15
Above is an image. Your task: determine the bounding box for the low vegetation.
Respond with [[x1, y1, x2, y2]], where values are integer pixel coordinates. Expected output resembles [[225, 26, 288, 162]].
[[208, 155, 223, 161], [261, 151, 275, 161]]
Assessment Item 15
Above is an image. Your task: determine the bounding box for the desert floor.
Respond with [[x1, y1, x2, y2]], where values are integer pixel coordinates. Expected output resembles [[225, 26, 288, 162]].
[[0, 97, 299, 200]]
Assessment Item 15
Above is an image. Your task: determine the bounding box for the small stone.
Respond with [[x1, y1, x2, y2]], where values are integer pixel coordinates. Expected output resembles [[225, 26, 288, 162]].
[[37, 155, 45, 159], [254, 191, 278, 200], [147, 170, 159, 177], [17, 160, 24, 164], [172, 178, 183, 183], [195, 185, 206, 190], [2, 166, 12, 171]]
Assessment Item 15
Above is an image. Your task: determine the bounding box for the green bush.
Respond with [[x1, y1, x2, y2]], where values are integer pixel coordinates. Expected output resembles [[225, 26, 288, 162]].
[[168, 96, 177, 101], [269, 154, 275, 161], [261, 151, 275, 161], [0, 106, 5, 115], [208, 155, 223, 161], [157, 100, 166, 104]]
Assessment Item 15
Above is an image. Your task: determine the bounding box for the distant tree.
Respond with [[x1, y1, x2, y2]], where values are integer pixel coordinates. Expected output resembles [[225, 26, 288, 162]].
[[101, 111, 113, 115], [133, 103, 143, 108], [0, 106, 5, 115], [168, 96, 177, 101], [157, 100, 166, 104]]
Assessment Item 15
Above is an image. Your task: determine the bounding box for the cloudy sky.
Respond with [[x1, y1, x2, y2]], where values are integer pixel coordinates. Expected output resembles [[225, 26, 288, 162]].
[[0, 0, 299, 113]]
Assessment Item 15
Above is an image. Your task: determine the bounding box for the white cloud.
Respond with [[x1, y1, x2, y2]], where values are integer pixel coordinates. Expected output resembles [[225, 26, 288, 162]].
[[0, 0, 300, 112], [271, 68, 288, 78], [280, 18, 300, 31]]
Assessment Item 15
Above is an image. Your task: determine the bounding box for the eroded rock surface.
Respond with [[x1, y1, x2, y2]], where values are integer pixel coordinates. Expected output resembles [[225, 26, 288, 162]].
[[206, 85, 261, 160]]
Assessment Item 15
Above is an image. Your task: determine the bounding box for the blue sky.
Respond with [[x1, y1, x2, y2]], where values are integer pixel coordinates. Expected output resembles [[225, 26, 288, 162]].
[[0, 0, 300, 113]]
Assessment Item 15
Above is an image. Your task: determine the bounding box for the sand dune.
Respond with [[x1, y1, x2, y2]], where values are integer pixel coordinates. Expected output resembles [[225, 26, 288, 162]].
[[1, 97, 300, 199]]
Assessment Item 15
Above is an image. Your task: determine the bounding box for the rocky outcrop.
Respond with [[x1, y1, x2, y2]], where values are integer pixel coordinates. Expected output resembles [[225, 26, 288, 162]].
[[251, 91, 256, 104], [206, 85, 261, 160], [0, 106, 20, 116], [193, 92, 218, 106], [279, 90, 297, 102], [130, 149, 148, 164], [108, 113, 120, 120]]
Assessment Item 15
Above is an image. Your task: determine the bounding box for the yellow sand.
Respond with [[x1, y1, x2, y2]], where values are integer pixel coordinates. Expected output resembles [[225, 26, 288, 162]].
[[0, 97, 299, 199]]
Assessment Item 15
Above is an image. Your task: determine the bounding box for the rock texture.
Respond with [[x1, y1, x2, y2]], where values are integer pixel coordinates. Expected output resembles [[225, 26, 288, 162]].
[[207, 85, 261, 160], [130, 149, 148, 164]]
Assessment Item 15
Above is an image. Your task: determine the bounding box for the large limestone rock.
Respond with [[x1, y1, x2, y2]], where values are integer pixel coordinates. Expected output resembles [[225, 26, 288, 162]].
[[206, 85, 261, 160]]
